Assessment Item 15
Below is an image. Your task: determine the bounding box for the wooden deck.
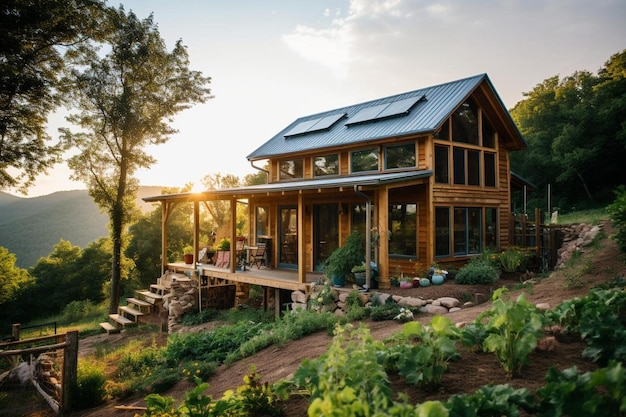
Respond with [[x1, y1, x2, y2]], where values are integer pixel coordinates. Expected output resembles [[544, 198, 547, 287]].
[[167, 262, 323, 293]]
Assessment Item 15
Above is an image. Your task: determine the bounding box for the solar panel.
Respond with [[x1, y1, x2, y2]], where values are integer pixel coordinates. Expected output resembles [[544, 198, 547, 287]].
[[284, 113, 346, 137], [346, 103, 387, 125], [346, 94, 426, 126], [284, 119, 321, 137]]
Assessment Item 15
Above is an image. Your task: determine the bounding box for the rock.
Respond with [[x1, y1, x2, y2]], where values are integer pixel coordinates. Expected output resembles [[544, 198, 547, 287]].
[[474, 293, 489, 304], [536, 302, 550, 311], [292, 290, 307, 304], [419, 304, 449, 315], [448, 307, 462, 313], [437, 297, 460, 308], [398, 297, 427, 308]]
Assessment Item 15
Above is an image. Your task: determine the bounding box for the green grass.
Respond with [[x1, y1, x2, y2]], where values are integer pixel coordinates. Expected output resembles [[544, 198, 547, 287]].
[[557, 208, 608, 225]]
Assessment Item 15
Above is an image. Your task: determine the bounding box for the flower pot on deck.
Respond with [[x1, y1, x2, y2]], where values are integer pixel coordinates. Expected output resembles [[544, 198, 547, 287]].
[[184, 254, 194, 264]]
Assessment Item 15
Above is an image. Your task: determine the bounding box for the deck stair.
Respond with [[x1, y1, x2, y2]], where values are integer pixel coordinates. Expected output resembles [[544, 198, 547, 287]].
[[126, 297, 153, 313], [118, 305, 144, 322]]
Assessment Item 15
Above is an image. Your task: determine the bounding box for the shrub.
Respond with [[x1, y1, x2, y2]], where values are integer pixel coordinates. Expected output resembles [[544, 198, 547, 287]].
[[70, 361, 107, 410], [608, 185, 626, 253], [455, 258, 499, 284], [499, 248, 524, 273]]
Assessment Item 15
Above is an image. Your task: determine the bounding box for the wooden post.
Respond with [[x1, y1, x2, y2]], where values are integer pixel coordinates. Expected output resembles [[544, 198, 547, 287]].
[[61, 331, 78, 415], [535, 208, 542, 257], [11, 323, 20, 341]]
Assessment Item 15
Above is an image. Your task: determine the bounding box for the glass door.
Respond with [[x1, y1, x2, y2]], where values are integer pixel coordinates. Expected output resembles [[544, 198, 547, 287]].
[[313, 204, 339, 271], [278, 206, 298, 268]]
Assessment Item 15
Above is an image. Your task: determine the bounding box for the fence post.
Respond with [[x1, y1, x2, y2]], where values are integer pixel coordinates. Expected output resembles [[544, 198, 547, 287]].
[[11, 323, 20, 341], [535, 208, 542, 257], [61, 330, 78, 415]]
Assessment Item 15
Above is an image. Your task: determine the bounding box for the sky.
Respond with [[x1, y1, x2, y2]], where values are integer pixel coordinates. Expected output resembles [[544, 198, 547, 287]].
[[12, 0, 626, 197]]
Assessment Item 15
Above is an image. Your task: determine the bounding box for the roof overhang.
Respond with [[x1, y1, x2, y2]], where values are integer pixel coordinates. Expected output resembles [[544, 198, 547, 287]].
[[143, 170, 433, 203], [510, 171, 536, 192]]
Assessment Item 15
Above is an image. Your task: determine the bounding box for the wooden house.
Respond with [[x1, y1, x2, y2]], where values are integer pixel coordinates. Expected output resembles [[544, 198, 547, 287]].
[[144, 73, 527, 299]]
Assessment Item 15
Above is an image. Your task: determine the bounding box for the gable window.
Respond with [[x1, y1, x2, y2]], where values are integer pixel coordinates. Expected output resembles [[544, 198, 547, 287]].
[[452, 98, 479, 145], [435, 145, 449, 184], [385, 143, 416, 170], [389, 203, 417, 256], [351, 148, 379, 173], [314, 154, 339, 177], [482, 116, 496, 148], [279, 159, 303, 180]]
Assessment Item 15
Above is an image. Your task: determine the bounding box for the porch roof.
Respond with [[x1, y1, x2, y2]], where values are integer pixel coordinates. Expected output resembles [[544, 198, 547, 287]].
[[143, 170, 433, 203]]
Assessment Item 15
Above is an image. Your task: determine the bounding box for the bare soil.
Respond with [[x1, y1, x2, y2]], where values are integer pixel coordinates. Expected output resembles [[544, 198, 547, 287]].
[[74, 220, 625, 416]]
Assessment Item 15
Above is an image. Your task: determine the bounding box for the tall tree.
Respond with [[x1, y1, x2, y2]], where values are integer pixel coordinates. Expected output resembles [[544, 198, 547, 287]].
[[60, 7, 212, 313], [0, 0, 105, 192], [510, 49, 626, 210]]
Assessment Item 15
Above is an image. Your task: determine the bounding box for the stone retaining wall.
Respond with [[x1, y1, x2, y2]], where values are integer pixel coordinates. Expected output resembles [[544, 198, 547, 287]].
[[555, 223, 601, 267]]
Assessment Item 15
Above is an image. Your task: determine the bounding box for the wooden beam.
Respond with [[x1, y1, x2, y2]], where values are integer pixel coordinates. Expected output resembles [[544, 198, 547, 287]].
[[298, 193, 306, 283], [378, 187, 390, 289]]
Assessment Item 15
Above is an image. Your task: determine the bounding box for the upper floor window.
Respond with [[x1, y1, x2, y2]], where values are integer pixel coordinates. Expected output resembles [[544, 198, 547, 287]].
[[435, 145, 449, 184], [452, 98, 479, 145], [279, 159, 303, 180], [385, 143, 416, 170], [482, 116, 496, 148], [351, 148, 379, 173], [314, 154, 339, 177]]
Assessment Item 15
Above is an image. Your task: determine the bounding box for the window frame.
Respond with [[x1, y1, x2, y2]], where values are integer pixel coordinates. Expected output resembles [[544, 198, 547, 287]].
[[279, 158, 304, 180], [313, 154, 340, 177], [350, 148, 379, 173], [384, 142, 416, 171]]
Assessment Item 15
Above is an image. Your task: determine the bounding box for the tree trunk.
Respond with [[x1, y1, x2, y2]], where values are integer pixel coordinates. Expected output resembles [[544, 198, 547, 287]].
[[109, 203, 124, 315], [576, 171, 594, 203]]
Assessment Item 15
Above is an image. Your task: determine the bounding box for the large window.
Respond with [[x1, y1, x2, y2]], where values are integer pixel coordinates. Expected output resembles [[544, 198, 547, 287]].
[[435, 207, 451, 257], [255, 206, 269, 243], [484, 152, 496, 187], [351, 148, 379, 173], [279, 159, 303, 180], [453, 147, 482, 186], [436, 206, 497, 257], [314, 154, 339, 177], [452, 99, 479, 145], [389, 203, 417, 256], [435, 145, 449, 184], [385, 143, 416, 170]]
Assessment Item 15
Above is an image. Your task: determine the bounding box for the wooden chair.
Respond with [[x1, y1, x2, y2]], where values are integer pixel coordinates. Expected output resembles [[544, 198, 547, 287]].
[[250, 244, 266, 269]]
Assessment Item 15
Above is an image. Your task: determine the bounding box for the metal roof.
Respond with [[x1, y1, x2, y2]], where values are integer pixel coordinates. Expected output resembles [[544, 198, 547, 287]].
[[143, 170, 433, 202], [247, 73, 513, 160]]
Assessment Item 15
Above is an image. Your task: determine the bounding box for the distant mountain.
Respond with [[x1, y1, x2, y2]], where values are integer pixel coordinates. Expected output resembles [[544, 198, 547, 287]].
[[0, 187, 166, 268]]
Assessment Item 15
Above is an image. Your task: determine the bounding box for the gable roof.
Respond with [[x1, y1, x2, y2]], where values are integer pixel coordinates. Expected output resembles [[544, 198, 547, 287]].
[[247, 73, 525, 161]]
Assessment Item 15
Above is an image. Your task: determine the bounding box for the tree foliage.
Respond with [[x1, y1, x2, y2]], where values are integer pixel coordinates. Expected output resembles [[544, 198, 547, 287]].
[[510, 49, 626, 211], [0, 0, 105, 192], [60, 6, 212, 313], [0, 246, 32, 305]]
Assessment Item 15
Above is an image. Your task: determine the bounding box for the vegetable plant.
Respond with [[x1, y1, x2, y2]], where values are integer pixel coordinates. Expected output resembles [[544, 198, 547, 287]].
[[384, 316, 461, 389], [477, 288, 544, 377]]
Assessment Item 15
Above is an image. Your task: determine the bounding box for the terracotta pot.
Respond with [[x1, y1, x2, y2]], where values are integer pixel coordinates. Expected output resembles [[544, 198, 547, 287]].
[[184, 254, 194, 264]]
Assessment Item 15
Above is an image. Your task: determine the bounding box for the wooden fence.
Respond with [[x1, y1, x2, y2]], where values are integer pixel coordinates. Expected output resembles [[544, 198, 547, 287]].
[[0, 331, 78, 415], [510, 208, 564, 270]]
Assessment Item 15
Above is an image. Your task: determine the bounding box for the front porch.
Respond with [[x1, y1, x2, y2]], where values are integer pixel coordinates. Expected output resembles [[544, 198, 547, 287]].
[[166, 262, 324, 314]]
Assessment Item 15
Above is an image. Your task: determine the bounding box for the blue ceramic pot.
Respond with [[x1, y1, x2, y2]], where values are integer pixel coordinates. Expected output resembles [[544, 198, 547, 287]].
[[431, 274, 444, 285]]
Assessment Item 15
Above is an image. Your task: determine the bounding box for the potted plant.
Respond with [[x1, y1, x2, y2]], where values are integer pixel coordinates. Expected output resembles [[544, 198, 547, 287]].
[[323, 231, 365, 287], [351, 263, 367, 287], [183, 245, 194, 264]]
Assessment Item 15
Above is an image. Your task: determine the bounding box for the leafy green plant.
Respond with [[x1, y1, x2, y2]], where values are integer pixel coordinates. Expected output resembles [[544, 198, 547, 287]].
[[499, 248, 524, 273], [478, 288, 545, 377], [455, 257, 499, 285], [446, 384, 534, 417], [535, 362, 626, 417], [608, 185, 626, 252], [384, 316, 461, 389], [323, 231, 365, 280], [292, 323, 391, 409], [70, 360, 107, 410]]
